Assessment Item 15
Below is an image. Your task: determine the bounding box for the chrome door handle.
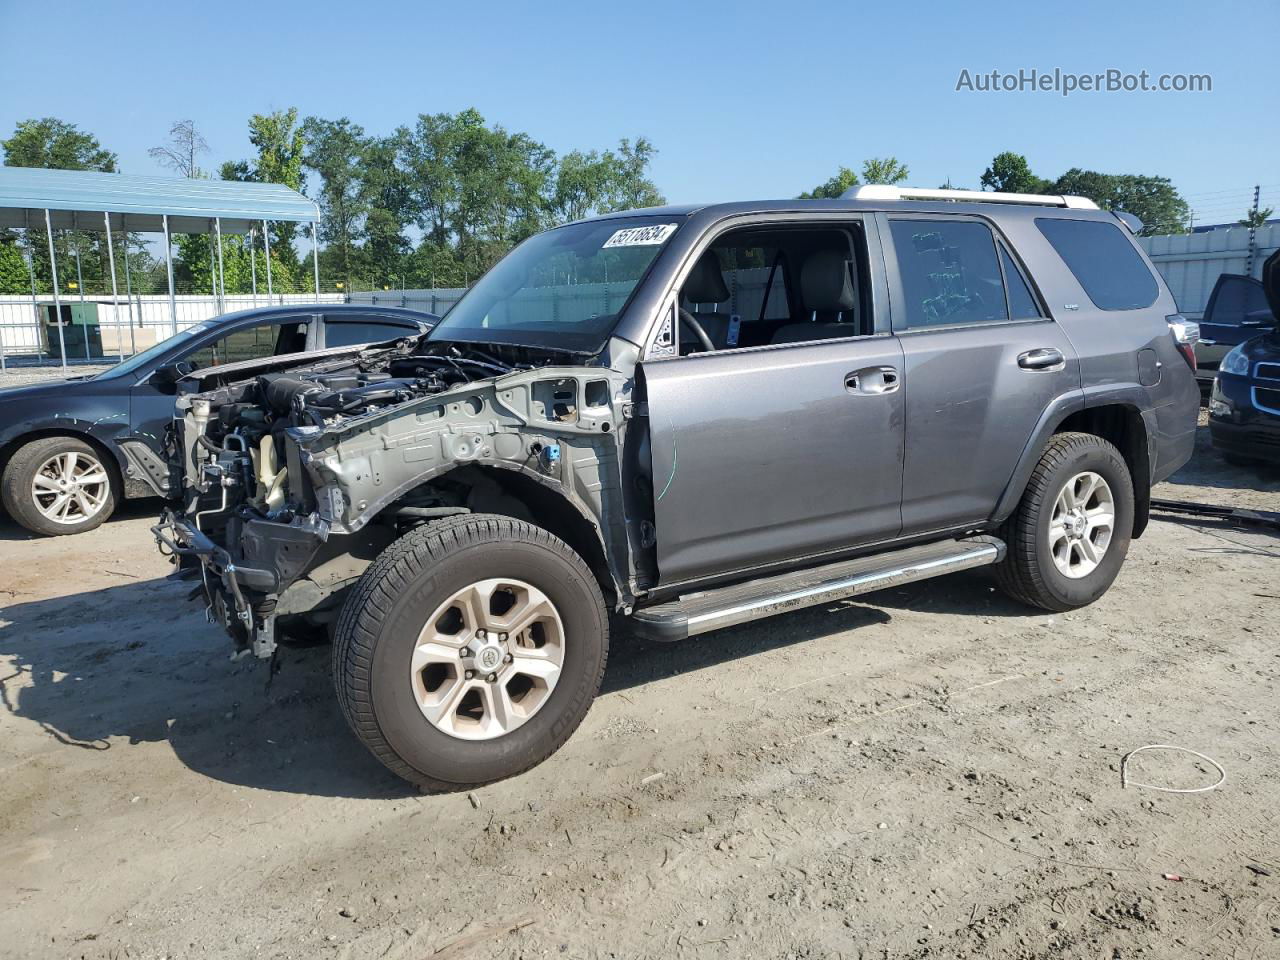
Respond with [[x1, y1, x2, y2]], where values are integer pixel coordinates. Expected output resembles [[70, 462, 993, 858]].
[[845, 366, 900, 394], [1018, 348, 1065, 371]]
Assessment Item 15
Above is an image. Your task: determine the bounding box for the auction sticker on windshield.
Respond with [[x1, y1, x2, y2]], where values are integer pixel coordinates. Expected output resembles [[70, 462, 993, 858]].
[[602, 223, 678, 248]]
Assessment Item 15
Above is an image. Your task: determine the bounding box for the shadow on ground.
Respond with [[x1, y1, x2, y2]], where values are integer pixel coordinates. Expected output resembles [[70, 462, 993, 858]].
[[0, 562, 1022, 799]]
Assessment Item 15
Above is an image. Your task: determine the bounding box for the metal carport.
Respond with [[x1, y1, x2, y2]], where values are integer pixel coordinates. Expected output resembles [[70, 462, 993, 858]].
[[0, 167, 320, 371]]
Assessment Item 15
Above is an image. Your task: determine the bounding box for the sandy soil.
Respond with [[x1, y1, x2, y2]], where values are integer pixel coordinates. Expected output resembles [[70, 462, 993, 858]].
[[1, 426, 1278, 960]]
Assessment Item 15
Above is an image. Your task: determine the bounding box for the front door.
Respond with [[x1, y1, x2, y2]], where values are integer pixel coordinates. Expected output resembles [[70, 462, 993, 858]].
[[643, 336, 905, 586]]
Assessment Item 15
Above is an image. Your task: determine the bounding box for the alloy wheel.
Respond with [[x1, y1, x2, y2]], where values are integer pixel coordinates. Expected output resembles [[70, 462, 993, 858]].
[[31, 450, 111, 525], [1048, 470, 1115, 579], [410, 578, 565, 740]]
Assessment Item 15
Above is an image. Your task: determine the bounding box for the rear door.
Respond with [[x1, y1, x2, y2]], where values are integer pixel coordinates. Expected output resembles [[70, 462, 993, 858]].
[[881, 214, 1081, 534]]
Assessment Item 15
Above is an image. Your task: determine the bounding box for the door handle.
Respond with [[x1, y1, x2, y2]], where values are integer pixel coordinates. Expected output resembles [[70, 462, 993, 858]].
[[845, 366, 900, 395], [1017, 348, 1065, 371]]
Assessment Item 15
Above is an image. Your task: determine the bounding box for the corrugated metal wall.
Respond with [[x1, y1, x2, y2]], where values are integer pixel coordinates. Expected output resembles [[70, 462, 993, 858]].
[[1139, 224, 1279, 318]]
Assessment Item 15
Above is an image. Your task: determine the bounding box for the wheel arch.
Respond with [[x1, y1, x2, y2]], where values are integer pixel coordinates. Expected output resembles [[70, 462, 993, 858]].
[[0, 428, 126, 497], [993, 393, 1153, 538], [369, 462, 622, 608]]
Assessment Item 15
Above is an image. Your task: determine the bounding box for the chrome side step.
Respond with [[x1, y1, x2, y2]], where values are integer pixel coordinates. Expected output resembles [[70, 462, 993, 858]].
[[631, 536, 1005, 642]]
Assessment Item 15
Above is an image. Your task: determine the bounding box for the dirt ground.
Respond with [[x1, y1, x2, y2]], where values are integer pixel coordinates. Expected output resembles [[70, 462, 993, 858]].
[[1, 422, 1278, 960]]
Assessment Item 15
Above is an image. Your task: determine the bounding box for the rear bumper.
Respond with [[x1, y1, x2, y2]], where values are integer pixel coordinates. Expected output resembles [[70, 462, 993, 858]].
[[1209, 417, 1280, 463]]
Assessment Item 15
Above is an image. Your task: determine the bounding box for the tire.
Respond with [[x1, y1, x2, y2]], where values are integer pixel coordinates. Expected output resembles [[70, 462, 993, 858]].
[[1, 436, 117, 537], [333, 514, 609, 792], [995, 432, 1134, 612]]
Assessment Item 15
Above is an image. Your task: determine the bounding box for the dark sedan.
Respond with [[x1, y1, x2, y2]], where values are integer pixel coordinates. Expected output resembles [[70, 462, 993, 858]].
[[0, 304, 437, 536], [1208, 249, 1280, 466]]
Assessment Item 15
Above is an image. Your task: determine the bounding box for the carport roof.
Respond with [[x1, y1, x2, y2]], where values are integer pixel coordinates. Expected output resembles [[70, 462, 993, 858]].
[[0, 166, 318, 234]]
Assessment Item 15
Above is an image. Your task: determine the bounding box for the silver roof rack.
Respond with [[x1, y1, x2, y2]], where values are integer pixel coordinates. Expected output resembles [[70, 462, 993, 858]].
[[844, 184, 1098, 210]]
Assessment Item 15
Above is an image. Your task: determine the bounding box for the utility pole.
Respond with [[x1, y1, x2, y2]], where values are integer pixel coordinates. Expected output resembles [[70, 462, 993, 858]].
[[1245, 184, 1261, 277]]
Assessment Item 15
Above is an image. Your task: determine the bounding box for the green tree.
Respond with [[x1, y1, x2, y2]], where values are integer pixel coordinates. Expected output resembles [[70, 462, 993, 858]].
[[301, 116, 369, 288], [604, 138, 663, 211], [220, 109, 307, 269], [1, 118, 121, 296], [1240, 206, 1274, 228], [980, 152, 1048, 193], [799, 165, 860, 199], [860, 156, 909, 185], [1, 117, 117, 171], [0, 234, 32, 294], [360, 133, 413, 289], [1050, 169, 1190, 235]]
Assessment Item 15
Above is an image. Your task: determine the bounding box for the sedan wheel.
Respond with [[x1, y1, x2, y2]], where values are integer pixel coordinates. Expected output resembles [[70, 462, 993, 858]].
[[31, 450, 112, 526], [1, 436, 118, 537]]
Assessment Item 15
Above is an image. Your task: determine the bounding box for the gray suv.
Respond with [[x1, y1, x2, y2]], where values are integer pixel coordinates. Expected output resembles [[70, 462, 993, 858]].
[[154, 186, 1200, 791]]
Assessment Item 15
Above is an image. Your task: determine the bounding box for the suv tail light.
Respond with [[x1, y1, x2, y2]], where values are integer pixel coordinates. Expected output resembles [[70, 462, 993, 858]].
[[1167, 314, 1199, 372]]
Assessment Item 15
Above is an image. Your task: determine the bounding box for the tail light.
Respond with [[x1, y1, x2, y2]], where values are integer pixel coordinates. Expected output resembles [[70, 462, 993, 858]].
[[1167, 314, 1199, 372]]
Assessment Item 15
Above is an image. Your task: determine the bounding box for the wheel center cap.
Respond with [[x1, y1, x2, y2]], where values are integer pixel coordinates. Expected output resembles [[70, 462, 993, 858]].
[[1068, 513, 1087, 538], [475, 644, 503, 672]]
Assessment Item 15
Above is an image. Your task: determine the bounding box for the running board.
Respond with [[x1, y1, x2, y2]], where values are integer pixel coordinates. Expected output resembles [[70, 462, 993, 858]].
[[631, 536, 1005, 642]]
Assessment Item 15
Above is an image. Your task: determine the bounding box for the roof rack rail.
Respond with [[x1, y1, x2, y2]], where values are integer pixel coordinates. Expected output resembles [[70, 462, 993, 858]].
[[844, 184, 1098, 210]]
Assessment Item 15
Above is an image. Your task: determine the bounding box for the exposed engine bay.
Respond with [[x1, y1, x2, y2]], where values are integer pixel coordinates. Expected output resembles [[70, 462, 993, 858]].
[[154, 338, 647, 660]]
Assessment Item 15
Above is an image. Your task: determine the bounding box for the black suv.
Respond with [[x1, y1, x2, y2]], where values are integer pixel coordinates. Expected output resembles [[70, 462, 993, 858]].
[[154, 187, 1200, 791]]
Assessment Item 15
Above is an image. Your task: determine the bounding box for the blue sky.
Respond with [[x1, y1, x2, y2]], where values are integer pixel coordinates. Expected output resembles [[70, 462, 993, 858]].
[[2, 0, 1276, 226]]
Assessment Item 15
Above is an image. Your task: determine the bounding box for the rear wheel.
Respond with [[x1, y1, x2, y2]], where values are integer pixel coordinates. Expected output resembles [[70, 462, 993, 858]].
[[1, 436, 116, 536], [995, 432, 1134, 612], [333, 514, 609, 791]]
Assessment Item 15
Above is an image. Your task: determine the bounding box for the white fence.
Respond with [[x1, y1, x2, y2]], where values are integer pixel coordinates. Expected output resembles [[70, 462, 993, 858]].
[[1139, 223, 1280, 319], [0, 293, 344, 367]]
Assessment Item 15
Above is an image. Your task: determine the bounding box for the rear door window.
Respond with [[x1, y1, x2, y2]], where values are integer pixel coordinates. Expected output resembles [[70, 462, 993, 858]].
[[1035, 218, 1158, 311], [888, 219, 1009, 329]]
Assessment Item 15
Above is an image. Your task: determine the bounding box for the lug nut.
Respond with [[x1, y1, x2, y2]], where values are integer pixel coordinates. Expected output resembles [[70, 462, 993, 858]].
[[485, 673, 497, 683], [465, 669, 475, 680], [476, 629, 487, 639], [499, 633, 509, 642], [503, 653, 513, 663], [459, 647, 471, 658]]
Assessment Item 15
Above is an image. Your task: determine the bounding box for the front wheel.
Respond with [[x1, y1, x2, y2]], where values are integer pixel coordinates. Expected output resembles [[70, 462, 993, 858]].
[[995, 432, 1134, 612], [333, 514, 609, 791], [1, 436, 116, 536]]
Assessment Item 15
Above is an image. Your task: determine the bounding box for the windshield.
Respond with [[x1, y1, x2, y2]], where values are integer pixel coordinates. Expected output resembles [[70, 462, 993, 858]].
[[93, 321, 215, 380], [430, 215, 683, 353]]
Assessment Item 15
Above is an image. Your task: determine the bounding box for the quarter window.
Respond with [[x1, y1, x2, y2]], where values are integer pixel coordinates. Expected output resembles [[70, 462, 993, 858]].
[[888, 219, 1009, 329], [1035, 218, 1158, 311]]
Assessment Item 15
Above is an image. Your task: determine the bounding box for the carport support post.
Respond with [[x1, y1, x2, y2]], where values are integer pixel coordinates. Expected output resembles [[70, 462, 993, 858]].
[[102, 212, 124, 362], [163, 214, 178, 336], [121, 229, 137, 355], [25, 233, 41, 364], [249, 226, 258, 307], [311, 209, 321, 303], [43, 209, 69, 374], [262, 219, 274, 301], [214, 217, 226, 312]]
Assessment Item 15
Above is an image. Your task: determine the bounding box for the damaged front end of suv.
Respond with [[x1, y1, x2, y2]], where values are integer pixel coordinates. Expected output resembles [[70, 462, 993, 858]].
[[153, 335, 642, 661]]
